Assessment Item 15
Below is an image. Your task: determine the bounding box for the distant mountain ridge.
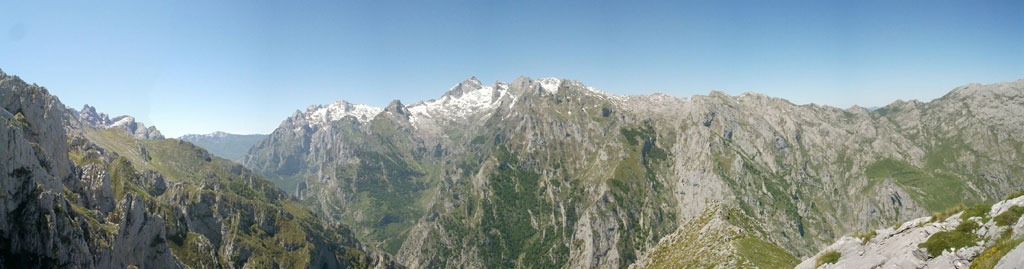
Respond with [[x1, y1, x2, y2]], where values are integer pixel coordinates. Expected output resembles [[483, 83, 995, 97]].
[[244, 76, 1024, 268], [178, 132, 267, 161]]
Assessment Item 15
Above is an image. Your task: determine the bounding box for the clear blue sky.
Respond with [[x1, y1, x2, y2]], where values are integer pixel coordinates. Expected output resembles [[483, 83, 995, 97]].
[[1, 1, 1022, 137]]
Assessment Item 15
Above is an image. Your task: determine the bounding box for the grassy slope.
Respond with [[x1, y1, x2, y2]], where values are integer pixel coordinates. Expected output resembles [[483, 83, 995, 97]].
[[76, 128, 374, 268], [641, 207, 797, 269]]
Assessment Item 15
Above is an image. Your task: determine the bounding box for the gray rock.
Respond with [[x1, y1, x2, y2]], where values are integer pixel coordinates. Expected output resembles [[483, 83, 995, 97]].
[[996, 242, 1024, 269], [72, 104, 165, 140]]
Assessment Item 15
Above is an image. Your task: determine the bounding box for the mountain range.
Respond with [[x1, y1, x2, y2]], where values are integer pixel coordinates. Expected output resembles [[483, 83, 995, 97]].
[[242, 76, 1024, 268], [3, 67, 1024, 268], [178, 132, 268, 161]]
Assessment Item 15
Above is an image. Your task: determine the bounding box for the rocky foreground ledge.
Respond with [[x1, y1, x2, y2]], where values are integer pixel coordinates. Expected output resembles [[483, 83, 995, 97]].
[[799, 195, 1024, 268]]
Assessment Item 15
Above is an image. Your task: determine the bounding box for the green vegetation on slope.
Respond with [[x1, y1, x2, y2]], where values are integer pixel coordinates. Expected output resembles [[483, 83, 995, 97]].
[[962, 203, 993, 221], [971, 231, 1024, 269], [478, 145, 567, 268], [994, 206, 1024, 227], [855, 230, 878, 244], [815, 250, 840, 268], [919, 220, 981, 257], [608, 123, 676, 267], [640, 207, 796, 268], [735, 236, 800, 268], [865, 158, 974, 212], [333, 148, 426, 254]]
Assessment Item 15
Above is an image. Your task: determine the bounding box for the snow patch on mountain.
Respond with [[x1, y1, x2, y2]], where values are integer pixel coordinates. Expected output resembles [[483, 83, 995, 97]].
[[178, 131, 238, 140], [537, 77, 561, 94], [74, 104, 164, 139], [304, 100, 383, 126], [407, 78, 512, 128], [291, 76, 654, 130], [109, 115, 136, 129]]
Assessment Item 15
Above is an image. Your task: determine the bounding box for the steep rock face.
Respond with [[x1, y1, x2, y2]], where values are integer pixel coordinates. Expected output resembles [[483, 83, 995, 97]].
[[0, 69, 399, 268], [245, 75, 1024, 268], [0, 69, 178, 267]]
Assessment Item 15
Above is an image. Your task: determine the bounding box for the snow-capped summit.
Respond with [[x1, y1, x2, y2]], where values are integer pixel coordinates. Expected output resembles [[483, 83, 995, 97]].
[[407, 77, 512, 127], [210, 131, 231, 138], [304, 100, 383, 126], [443, 76, 484, 99], [294, 76, 616, 130], [180, 131, 232, 139], [109, 115, 137, 129]]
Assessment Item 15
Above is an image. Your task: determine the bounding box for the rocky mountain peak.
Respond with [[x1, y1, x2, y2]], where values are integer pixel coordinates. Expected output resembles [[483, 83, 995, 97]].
[[947, 79, 1024, 100], [406, 78, 514, 127], [386, 99, 407, 115], [77, 104, 112, 126], [879, 99, 925, 112], [71, 104, 164, 140], [707, 90, 731, 99], [443, 76, 484, 98]]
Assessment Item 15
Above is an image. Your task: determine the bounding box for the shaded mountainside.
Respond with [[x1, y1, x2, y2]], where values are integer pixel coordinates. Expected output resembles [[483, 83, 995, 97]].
[[178, 132, 268, 161], [244, 76, 1024, 268], [0, 69, 398, 268]]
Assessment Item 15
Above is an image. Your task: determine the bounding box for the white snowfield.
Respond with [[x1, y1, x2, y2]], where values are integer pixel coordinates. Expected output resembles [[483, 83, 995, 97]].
[[304, 100, 383, 126], [406, 77, 511, 126], [109, 115, 136, 128], [299, 76, 626, 129], [537, 77, 561, 94]]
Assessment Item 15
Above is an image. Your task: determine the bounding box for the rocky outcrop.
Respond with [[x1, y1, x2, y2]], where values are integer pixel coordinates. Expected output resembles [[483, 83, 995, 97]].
[[797, 195, 1024, 268], [1, 68, 113, 267], [77, 104, 112, 126], [73, 104, 164, 139], [77, 163, 116, 213], [106, 193, 180, 268], [996, 243, 1024, 268]]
